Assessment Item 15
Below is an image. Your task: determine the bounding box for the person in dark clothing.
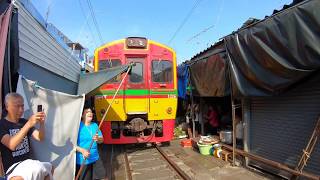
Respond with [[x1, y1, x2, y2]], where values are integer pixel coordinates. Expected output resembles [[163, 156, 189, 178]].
[[0, 93, 53, 180], [220, 110, 232, 130]]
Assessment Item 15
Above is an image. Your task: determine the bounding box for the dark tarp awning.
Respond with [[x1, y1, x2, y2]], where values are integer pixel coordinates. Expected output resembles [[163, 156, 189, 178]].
[[189, 42, 230, 97], [224, 0, 320, 97], [77, 65, 129, 95]]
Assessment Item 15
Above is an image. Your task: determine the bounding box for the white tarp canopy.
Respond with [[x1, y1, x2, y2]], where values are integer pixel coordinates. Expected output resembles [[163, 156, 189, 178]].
[[17, 76, 84, 180]]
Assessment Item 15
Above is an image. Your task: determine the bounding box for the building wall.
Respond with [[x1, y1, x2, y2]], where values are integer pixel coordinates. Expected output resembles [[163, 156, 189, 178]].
[[246, 73, 320, 177], [16, 1, 81, 84], [19, 59, 77, 94]]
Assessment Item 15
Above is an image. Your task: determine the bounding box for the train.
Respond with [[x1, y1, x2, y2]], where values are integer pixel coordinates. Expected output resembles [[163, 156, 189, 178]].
[[92, 37, 177, 144]]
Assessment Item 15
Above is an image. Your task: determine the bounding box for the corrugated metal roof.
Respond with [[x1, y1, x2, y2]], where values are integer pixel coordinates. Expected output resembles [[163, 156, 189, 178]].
[[190, 40, 223, 61]]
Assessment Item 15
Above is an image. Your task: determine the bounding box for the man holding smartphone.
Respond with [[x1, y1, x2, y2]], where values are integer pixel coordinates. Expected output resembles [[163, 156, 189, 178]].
[[0, 93, 53, 179]]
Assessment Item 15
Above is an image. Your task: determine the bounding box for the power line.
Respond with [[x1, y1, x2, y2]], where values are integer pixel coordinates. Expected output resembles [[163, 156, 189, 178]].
[[86, 0, 104, 45], [187, 0, 225, 44], [167, 0, 203, 45], [186, 24, 215, 43], [206, 0, 225, 46], [78, 0, 98, 48]]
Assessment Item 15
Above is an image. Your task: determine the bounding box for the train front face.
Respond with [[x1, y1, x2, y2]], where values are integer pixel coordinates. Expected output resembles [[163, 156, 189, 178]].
[[94, 37, 177, 144]]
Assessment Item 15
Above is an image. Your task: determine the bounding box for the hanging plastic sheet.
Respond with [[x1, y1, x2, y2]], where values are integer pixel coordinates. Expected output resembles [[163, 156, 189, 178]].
[[224, 0, 320, 97], [2, 1, 20, 102], [17, 76, 85, 180], [0, 2, 12, 117], [189, 43, 230, 97]]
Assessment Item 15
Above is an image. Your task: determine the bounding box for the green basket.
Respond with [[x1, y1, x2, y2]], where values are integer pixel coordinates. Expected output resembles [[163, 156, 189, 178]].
[[197, 142, 212, 155]]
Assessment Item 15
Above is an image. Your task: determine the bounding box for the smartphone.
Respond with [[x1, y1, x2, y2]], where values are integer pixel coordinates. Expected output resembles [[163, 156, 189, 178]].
[[37, 105, 43, 112]]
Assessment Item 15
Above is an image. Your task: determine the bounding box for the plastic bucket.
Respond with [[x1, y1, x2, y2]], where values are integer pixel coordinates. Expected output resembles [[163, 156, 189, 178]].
[[212, 144, 222, 158], [197, 142, 212, 155]]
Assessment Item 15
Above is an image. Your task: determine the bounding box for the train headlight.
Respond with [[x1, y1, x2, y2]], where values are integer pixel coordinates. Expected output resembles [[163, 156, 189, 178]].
[[166, 107, 172, 114]]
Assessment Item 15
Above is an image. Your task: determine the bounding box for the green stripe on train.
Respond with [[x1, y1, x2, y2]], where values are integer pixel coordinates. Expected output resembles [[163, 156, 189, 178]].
[[94, 89, 177, 96], [150, 91, 177, 95]]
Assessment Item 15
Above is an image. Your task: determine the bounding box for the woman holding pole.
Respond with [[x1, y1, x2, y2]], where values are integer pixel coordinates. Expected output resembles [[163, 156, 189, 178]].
[[75, 107, 106, 180]]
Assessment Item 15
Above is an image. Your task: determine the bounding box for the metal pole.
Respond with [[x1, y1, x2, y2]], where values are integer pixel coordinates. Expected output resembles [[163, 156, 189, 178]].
[[188, 66, 195, 138], [200, 99, 204, 135], [225, 50, 236, 166], [231, 99, 236, 166]]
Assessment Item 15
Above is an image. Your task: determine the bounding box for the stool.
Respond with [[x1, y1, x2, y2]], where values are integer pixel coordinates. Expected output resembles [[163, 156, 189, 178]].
[[220, 150, 232, 162]]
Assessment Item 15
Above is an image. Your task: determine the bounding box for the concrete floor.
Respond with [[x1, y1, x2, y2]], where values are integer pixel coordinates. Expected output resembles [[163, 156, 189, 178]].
[[160, 139, 274, 180]]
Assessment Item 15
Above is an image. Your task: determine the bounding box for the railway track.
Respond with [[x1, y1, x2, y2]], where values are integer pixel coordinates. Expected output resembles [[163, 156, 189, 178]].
[[123, 144, 192, 180]]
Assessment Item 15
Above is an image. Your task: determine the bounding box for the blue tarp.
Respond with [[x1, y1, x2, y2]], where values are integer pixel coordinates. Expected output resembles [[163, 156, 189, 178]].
[[177, 63, 189, 99]]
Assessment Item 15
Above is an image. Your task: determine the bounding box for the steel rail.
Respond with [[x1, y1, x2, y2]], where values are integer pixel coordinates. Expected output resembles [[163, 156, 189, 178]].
[[155, 144, 192, 180], [123, 146, 133, 180]]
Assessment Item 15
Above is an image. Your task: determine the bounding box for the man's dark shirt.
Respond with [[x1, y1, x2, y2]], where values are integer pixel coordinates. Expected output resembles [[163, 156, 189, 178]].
[[0, 118, 35, 172]]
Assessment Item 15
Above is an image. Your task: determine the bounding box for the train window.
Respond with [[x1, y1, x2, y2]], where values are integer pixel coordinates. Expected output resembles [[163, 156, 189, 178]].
[[98, 59, 121, 70], [129, 62, 143, 83], [152, 60, 173, 82], [99, 59, 121, 82]]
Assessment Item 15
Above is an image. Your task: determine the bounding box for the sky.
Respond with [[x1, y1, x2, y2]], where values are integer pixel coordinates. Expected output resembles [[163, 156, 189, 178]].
[[31, 0, 293, 64]]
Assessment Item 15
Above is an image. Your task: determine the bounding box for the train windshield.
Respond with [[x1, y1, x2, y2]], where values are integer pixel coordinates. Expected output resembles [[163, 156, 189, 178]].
[[151, 60, 173, 82], [129, 62, 143, 83]]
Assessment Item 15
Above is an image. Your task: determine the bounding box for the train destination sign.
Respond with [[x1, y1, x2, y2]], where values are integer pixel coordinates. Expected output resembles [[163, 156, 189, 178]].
[[126, 37, 147, 49]]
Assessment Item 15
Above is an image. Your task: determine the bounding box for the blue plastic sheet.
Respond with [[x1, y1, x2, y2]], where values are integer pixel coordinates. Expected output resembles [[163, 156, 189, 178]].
[[177, 64, 189, 99]]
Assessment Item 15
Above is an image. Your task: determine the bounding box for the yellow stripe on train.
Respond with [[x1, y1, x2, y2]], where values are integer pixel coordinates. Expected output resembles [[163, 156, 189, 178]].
[[95, 97, 177, 121]]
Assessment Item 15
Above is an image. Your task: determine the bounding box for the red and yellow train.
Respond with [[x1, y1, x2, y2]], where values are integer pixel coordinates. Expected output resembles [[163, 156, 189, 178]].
[[93, 37, 177, 144]]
